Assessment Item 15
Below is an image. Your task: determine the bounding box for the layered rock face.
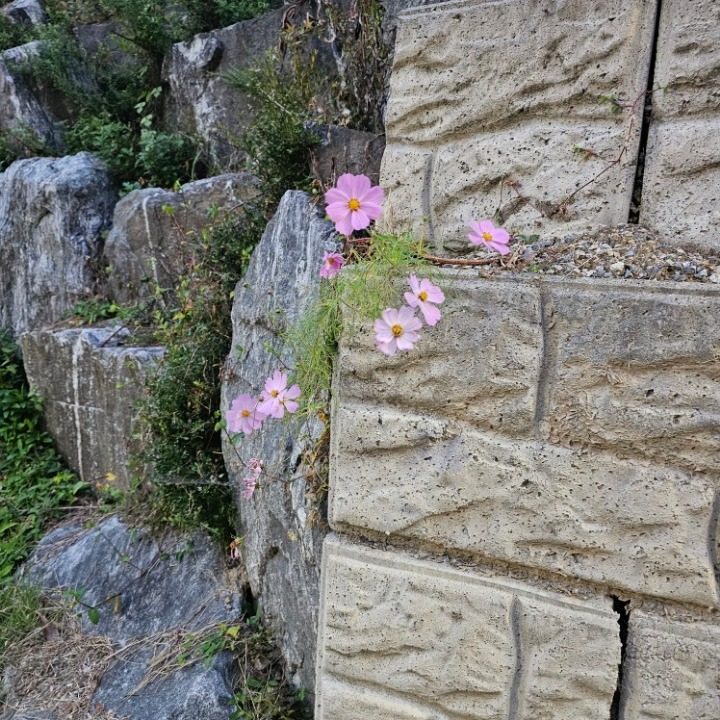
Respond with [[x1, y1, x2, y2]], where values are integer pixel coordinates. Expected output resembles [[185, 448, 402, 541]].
[[103, 172, 259, 304], [0, 153, 116, 336], [0, 42, 63, 157], [12, 515, 243, 720], [20, 325, 163, 492], [221, 190, 339, 692], [162, 8, 287, 169], [318, 273, 720, 718]]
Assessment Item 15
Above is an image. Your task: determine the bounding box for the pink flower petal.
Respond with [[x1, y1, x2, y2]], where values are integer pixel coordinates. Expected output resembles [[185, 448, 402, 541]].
[[478, 219, 494, 234], [421, 281, 445, 304], [360, 185, 384, 205], [326, 201, 351, 221], [350, 174, 371, 198], [397, 305, 418, 324], [350, 208, 371, 231], [492, 227, 510, 244], [381, 308, 399, 326], [490, 241, 511, 255], [283, 399, 299, 414], [395, 335, 417, 351], [336, 174, 356, 195], [376, 339, 397, 356], [324, 187, 348, 205], [420, 302, 442, 326], [407, 273, 421, 295], [404, 291, 419, 308], [285, 384, 301, 400], [335, 214, 354, 237], [361, 201, 383, 221]]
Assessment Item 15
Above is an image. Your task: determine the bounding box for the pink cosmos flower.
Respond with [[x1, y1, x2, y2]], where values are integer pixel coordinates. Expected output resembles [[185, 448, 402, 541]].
[[373, 306, 423, 356], [227, 394, 268, 435], [324, 173, 384, 236], [242, 476, 257, 499], [258, 370, 301, 419], [468, 219, 511, 255], [404, 274, 445, 327], [319, 251, 345, 279], [241, 458, 263, 500]]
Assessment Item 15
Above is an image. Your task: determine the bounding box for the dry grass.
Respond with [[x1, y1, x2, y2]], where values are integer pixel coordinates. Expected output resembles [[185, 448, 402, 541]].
[[1, 597, 122, 720]]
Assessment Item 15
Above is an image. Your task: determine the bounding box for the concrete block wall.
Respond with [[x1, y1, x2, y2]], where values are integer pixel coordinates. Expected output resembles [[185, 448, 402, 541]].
[[379, 0, 720, 253], [316, 274, 720, 719]]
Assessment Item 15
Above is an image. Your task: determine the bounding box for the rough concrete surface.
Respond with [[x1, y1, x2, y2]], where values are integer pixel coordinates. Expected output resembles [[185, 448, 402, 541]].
[[20, 325, 164, 491], [330, 274, 720, 607], [379, 0, 657, 252], [639, 0, 720, 250], [620, 611, 720, 719], [315, 537, 620, 720]]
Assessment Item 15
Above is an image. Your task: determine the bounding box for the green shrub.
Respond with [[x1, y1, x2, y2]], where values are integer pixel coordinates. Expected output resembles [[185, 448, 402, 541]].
[[0, 13, 32, 53], [0, 331, 87, 581], [136, 209, 265, 541], [184, 0, 273, 35], [226, 51, 321, 205]]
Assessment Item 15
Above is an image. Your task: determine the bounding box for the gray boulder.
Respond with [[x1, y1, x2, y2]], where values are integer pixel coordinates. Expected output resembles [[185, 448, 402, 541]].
[[1, 0, 46, 27], [220, 190, 338, 692], [310, 124, 385, 187], [0, 42, 62, 158], [103, 173, 259, 305], [162, 8, 288, 170], [15, 515, 242, 720], [20, 325, 164, 492], [0, 153, 116, 336]]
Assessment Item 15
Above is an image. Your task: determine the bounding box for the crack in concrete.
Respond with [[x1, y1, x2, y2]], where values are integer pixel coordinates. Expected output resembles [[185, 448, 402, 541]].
[[628, 0, 663, 223], [609, 596, 630, 720], [507, 596, 526, 720]]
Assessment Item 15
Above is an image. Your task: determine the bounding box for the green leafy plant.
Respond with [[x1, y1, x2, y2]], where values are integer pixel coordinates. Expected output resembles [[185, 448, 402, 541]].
[[226, 50, 322, 204], [0, 13, 32, 53], [0, 331, 87, 581], [135, 209, 265, 541], [289, 231, 432, 416]]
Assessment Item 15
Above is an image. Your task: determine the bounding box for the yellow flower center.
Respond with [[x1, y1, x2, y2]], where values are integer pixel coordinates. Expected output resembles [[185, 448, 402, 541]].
[[391, 324, 403, 337], [241, 409, 250, 417], [482, 231, 493, 242], [270, 389, 279, 398], [348, 198, 361, 211], [418, 290, 428, 302]]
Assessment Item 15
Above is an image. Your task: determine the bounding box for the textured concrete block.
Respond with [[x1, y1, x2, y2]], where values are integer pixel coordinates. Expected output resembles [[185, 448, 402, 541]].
[[337, 275, 543, 438], [380, 0, 657, 251], [316, 537, 619, 720], [20, 326, 163, 491], [543, 282, 720, 476], [620, 612, 720, 720], [332, 276, 720, 606], [640, 0, 720, 250]]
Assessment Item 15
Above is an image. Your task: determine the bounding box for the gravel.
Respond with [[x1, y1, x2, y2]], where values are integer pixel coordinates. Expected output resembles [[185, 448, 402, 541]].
[[469, 225, 720, 283]]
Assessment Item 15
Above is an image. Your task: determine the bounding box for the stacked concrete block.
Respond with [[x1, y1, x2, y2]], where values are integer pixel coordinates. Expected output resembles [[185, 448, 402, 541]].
[[639, 0, 720, 251], [378, 0, 658, 253], [319, 273, 720, 718]]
